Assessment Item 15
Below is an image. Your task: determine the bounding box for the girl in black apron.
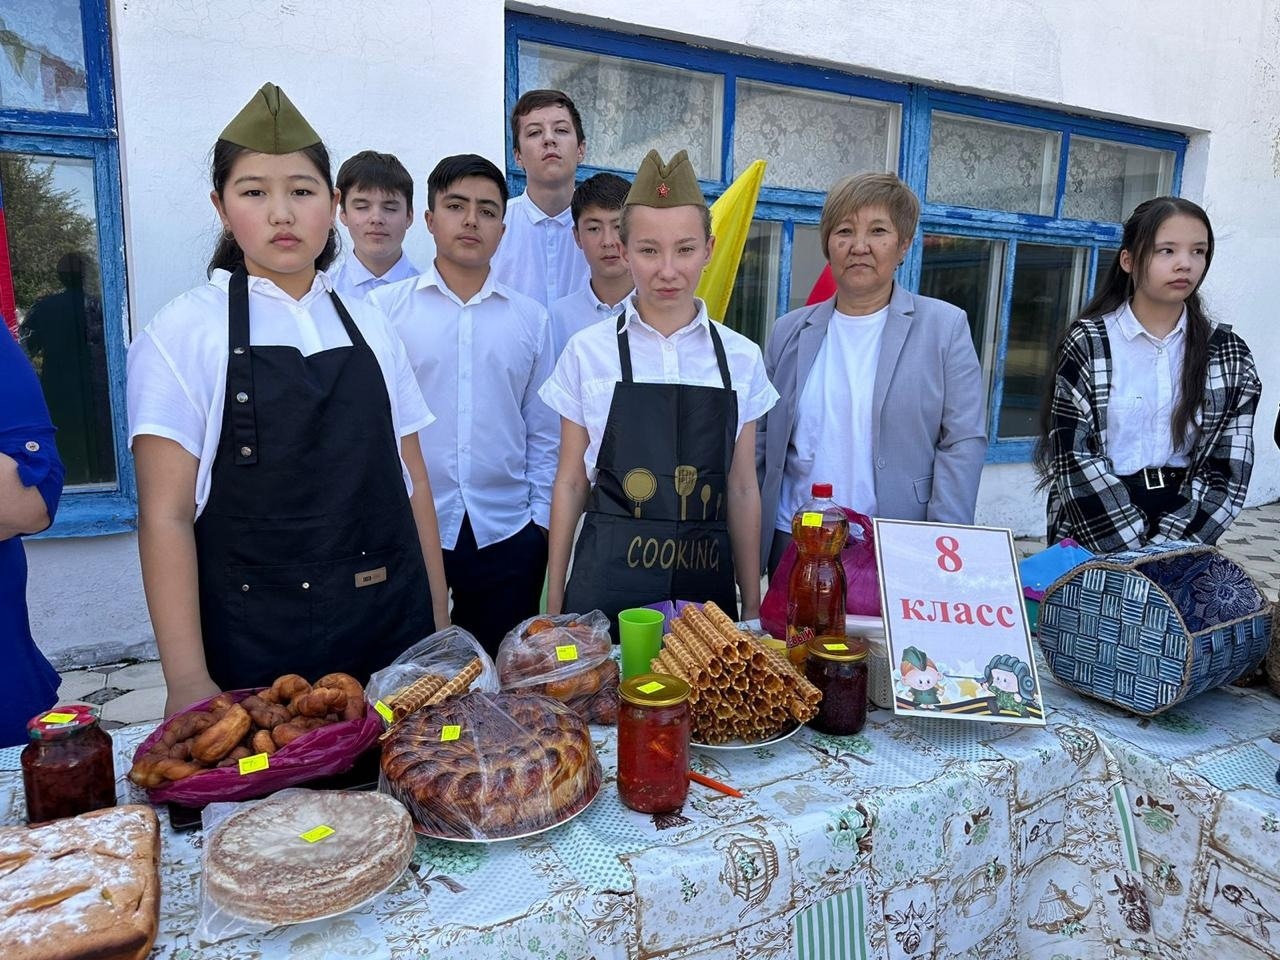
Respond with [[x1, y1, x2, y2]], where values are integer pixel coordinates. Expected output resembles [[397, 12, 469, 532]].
[[131, 84, 448, 715], [541, 149, 776, 629]]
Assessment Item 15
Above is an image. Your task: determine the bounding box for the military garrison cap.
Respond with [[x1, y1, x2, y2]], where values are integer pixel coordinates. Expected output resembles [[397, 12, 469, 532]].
[[219, 83, 321, 154], [625, 149, 706, 209]]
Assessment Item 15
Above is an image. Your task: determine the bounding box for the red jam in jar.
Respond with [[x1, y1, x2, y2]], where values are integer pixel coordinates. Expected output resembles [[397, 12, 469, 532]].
[[617, 673, 690, 813], [21, 705, 116, 824], [804, 636, 869, 735]]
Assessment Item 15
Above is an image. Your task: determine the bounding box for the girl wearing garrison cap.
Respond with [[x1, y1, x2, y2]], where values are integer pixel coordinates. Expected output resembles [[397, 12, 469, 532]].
[[127, 84, 449, 715], [540, 150, 778, 626]]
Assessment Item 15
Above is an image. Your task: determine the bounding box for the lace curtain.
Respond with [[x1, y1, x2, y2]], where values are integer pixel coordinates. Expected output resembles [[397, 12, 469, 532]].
[[0, 0, 88, 113], [927, 113, 1059, 216], [1063, 137, 1173, 223]]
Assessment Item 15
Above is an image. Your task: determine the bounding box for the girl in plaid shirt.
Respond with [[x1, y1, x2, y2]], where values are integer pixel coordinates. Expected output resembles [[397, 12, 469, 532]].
[[1034, 198, 1260, 554]]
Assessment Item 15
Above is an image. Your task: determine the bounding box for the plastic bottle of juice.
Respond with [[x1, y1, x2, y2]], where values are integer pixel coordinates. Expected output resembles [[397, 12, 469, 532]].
[[786, 482, 849, 666]]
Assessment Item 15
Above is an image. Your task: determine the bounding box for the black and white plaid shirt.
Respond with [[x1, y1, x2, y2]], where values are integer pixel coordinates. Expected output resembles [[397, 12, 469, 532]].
[[1045, 313, 1260, 553]]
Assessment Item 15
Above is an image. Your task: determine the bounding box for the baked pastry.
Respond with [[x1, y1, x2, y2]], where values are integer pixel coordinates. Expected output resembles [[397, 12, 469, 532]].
[[498, 615, 619, 724], [381, 691, 602, 839], [0, 804, 160, 960], [204, 790, 414, 925]]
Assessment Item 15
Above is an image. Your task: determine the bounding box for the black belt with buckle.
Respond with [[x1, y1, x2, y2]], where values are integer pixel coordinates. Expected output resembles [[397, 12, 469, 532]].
[[1122, 466, 1187, 491]]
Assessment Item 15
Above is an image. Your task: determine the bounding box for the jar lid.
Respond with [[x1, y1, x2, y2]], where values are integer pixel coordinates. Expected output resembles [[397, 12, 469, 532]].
[[620, 673, 691, 708], [806, 636, 869, 663], [27, 704, 100, 740]]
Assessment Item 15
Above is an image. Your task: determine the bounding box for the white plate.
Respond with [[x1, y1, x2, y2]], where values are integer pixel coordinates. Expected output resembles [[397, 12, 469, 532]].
[[411, 770, 601, 843], [691, 720, 803, 751]]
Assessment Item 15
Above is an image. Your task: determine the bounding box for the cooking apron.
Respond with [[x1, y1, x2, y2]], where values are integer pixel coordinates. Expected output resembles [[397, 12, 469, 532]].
[[194, 267, 434, 690], [565, 313, 739, 626]]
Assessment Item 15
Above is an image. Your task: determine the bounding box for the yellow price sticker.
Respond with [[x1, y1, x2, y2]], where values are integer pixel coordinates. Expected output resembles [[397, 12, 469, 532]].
[[801, 511, 823, 527], [824, 642, 850, 651], [440, 725, 461, 742], [555, 644, 579, 662], [637, 681, 666, 694], [299, 825, 335, 843], [374, 700, 394, 723], [40, 712, 78, 724], [238, 753, 270, 775]]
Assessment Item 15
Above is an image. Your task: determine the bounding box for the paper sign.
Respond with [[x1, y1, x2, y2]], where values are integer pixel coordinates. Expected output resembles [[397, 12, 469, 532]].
[[637, 680, 666, 694], [238, 753, 270, 774], [801, 511, 823, 527], [40, 712, 78, 724], [440, 725, 461, 742], [374, 700, 394, 723], [823, 642, 850, 651], [873, 519, 1045, 726], [555, 644, 579, 662], [299, 825, 335, 843]]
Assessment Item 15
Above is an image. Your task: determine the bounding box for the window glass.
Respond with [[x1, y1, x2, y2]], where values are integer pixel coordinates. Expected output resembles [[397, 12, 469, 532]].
[[734, 80, 898, 191], [1063, 137, 1174, 222], [788, 223, 827, 312], [0, 0, 88, 113], [920, 234, 1005, 407], [723, 220, 780, 346], [927, 113, 1060, 216], [517, 41, 723, 177], [4, 152, 114, 485], [998, 243, 1086, 439]]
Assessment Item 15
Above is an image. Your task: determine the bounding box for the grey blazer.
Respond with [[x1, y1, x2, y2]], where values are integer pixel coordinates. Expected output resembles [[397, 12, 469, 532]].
[[755, 283, 988, 568]]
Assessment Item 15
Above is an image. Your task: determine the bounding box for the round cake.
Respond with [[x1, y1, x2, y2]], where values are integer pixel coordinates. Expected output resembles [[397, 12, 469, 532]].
[[205, 790, 414, 925], [380, 691, 601, 840]]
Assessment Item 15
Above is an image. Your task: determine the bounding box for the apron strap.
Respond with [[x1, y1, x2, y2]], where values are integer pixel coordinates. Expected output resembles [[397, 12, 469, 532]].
[[227, 267, 259, 466], [614, 310, 633, 384], [707, 319, 732, 390], [328, 289, 371, 351]]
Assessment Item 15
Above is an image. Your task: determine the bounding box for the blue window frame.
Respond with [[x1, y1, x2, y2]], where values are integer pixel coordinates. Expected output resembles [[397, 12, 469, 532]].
[[2, 0, 132, 536], [506, 12, 1187, 463]]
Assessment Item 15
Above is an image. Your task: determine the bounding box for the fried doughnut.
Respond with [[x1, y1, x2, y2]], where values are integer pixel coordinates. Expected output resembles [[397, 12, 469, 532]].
[[216, 746, 253, 769], [315, 673, 366, 722], [240, 694, 291, 730], [160, 711, 215, 746], [191, 703, 251, 763], [205, 693, 237, 719], [128, 752, 204, 787], [250, 729, 278, 756], [291, 687, 346, 718], [271, 674, 311, 704], [271, 717, 326, 748]]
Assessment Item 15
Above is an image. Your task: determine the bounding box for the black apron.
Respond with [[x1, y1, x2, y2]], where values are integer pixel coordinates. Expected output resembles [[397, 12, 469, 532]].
[[565, 313, 739, 626], [194, 268, 434, 690]]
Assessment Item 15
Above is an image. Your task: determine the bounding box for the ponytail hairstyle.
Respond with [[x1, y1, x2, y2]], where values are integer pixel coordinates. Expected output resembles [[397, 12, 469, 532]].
[[1033, 196, 1214, 483], [206, 139, 341, 277]]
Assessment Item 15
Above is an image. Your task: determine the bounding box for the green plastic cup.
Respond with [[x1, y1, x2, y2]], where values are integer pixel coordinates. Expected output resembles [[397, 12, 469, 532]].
[[618, 608, 666, 680]]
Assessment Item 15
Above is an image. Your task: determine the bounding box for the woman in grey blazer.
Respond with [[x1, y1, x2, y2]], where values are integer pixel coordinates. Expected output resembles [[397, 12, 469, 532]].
[[756, 173, 987, 574]]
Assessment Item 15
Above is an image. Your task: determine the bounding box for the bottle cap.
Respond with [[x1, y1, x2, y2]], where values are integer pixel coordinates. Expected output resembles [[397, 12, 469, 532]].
[[811, 482, 833, 498]]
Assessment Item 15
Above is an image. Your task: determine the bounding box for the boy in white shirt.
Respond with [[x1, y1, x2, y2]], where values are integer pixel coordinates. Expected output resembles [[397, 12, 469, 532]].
[[330, 150, 419, 301], [491, 89, 590, 308], [549, 172, 633, 358], [372, 154, 558, 656]]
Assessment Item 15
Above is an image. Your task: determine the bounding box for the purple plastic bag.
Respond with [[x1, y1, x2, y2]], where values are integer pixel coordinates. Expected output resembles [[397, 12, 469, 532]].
[[643, 599, 702, 635]]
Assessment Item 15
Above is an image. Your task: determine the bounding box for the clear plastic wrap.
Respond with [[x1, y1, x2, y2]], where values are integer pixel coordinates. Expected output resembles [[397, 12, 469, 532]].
[[196, 788, 415, 944], [379, 690, 602, 842], [496, 611, 619, 724], [365, 625, 499, 722]]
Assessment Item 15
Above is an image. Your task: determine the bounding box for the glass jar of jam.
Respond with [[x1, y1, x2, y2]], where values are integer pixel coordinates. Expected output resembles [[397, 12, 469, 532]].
[[617, 673, 690, 814], [804, 636, 869, 736], [21, 705, 117, 824]]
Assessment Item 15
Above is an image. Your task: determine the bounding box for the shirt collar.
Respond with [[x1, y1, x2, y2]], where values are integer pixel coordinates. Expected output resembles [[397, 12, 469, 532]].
[[1116, 301, 1186, 344], [415, 261, 504, 307], [585, 282, 632, 313], [516, 191, 574, 227], [211, 267, 332, 301], [619, 295, 712, 340]]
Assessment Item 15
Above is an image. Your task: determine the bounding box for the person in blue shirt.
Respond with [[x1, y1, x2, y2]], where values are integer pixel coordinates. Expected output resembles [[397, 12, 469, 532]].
[[0, 326, 65, 746]]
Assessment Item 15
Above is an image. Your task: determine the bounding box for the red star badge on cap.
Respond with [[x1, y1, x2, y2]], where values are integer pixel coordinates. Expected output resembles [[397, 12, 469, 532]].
[[657, 182, 670, 198]]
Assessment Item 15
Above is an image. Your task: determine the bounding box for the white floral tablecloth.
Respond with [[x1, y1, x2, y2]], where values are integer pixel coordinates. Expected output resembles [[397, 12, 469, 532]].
[[4, 670, 1280, 960]]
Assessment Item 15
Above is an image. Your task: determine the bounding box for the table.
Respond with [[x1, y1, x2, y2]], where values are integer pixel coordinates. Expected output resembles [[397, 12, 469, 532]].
[[4, 669, 1280, 960]]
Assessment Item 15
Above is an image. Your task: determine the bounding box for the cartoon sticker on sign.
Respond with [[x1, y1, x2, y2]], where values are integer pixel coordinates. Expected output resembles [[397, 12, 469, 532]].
[[873, 519, 1046, 725]]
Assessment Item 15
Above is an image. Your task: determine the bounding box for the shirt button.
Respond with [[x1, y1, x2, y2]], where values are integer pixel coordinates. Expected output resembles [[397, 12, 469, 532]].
[[233, 346, 246, 355], [25, 440, 39, 452], [240, 445, 253, 457], [236, 392, 249, 403], [241, 584, 250, 592], [876, 458, 886, 469]]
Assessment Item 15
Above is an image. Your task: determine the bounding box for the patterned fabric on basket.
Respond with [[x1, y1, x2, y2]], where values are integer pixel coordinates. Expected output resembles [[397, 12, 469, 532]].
[[1037, 540, 1271, 716]]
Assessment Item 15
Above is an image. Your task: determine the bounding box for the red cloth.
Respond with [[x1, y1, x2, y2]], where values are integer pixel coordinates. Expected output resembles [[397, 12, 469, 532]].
[[805, 264, 836, 305]]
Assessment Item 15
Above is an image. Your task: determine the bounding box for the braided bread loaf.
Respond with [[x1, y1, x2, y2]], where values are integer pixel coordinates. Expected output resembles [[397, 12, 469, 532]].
[[380, 691, 601, 840]]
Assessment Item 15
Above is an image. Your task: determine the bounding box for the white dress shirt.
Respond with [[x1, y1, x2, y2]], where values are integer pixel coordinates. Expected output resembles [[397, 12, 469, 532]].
[[127, 269, 433, 518], [549, 282, 631, 359], [491, 192, 590, 308], [371, 265, 558, 550], [540, 296, 779, 481], [777, 305, 888, 530], [1104, 302, 1191, 475], [329, 251, 419, 302]]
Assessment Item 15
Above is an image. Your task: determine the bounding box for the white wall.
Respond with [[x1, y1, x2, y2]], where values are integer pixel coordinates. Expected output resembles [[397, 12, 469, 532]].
[[26, 0, 1280, 666]]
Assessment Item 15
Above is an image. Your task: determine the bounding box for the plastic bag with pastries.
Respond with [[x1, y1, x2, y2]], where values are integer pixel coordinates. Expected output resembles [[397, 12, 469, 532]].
[[364, 624, 499, 715], [496, 610, 619, 724]]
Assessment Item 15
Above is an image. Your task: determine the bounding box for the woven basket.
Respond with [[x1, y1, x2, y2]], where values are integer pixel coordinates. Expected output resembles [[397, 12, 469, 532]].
[[1037, 540, 1271, 716]]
